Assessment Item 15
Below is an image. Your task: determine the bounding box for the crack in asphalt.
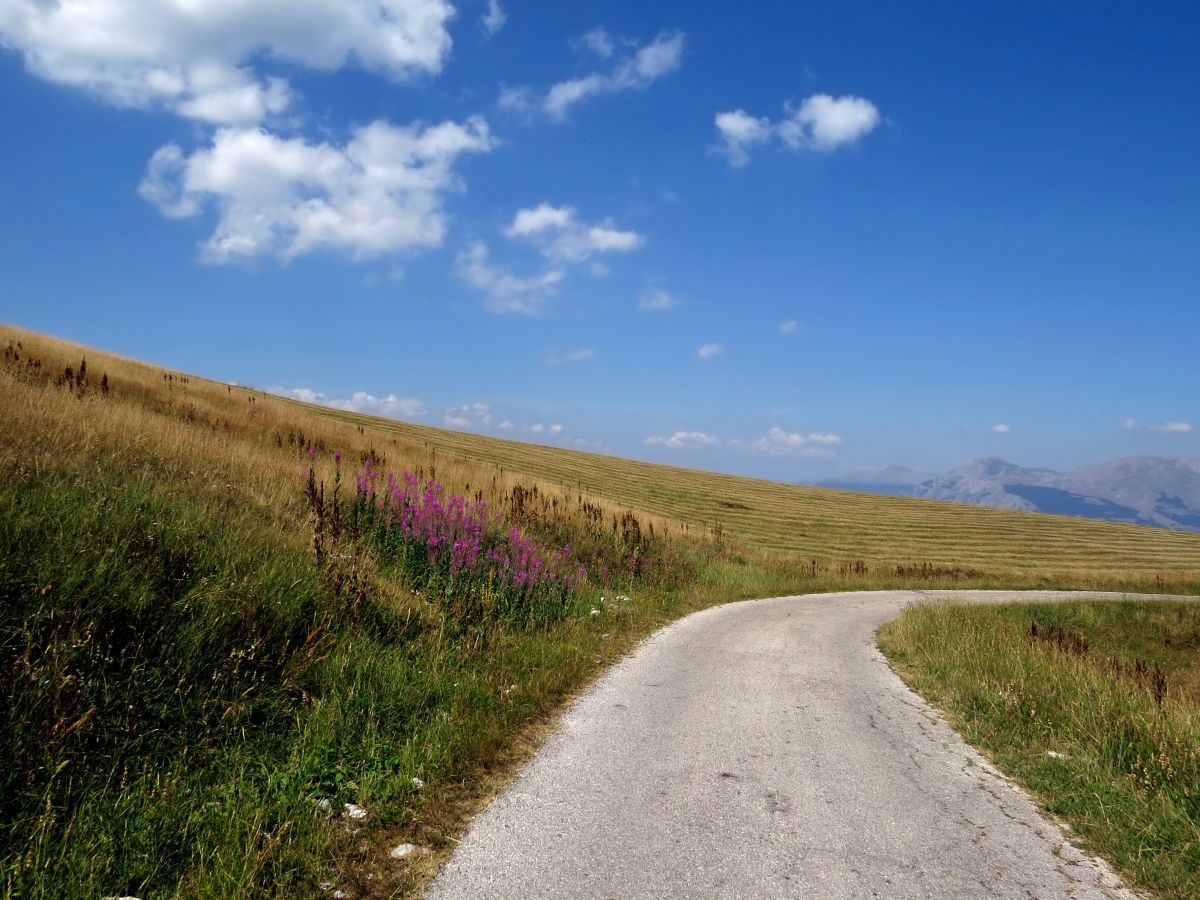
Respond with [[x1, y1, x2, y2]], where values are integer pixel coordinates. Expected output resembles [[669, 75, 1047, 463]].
[[428, 590, 1191, 899]]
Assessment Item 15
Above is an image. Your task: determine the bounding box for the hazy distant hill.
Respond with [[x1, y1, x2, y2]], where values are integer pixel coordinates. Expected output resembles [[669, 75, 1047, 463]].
[[822, 456, 1200, 532]]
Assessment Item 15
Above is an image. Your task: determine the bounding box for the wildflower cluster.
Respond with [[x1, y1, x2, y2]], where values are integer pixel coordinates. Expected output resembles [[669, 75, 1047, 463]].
[[350, 460, 585, 625]]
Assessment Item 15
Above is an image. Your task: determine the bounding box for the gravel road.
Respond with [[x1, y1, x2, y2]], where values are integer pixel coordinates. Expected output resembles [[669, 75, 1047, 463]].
[[428, 590, 1191, 899]]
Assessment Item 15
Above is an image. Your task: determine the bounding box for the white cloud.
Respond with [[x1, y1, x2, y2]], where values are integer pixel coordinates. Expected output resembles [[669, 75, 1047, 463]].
[[645, 431, 719, 449], [696, 342, 724, 360], [341, 391, 426, 418], [539, 31, 685, 119], [754, 428, 808, 453], [577, 27, 615, 59], [140, 117, 493, 263], [456, 242, 564, 315], [712, 109, 772, 167], [638, 288, 679, 312], [497, 84, 536, 113], [779, 320, 799, 335], [526, 422, 566, 439], [498, 420, 515, 430], [991, 424, 1011, 434], [0, 0, 455, 125], [480, 0, 507, 37], [271, 387, 425, 419], [507, 204, 575, 235], [778, 94, 881, 152], [278, 387, 321, 403], [1123, 417, 1138, 431], [1150, 421, 1194, 434], [712, 94, 881, 166], [444, 403, 493, 430], [544, 349, 596, 366], [752, 427, 842, 456], [504, 203, 642, 263]]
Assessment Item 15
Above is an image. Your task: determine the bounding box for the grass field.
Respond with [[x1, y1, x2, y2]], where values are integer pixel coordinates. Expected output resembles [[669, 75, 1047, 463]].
[[879, 600, 1200, 899], [3, 320, 1200, 897]]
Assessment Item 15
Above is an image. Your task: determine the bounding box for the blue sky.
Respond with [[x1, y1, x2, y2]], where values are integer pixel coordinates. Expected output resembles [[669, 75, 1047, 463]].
[[1, 0, 1196, 481]]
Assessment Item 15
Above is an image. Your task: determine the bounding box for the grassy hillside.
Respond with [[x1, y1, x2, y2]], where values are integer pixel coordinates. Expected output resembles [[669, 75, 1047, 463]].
[[3, 321, 1199, 898], [289, 397, 1200, 587]]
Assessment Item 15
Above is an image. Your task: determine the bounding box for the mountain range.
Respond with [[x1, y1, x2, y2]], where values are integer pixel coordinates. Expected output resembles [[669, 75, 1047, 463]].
[[821, 456, 1200, 532]]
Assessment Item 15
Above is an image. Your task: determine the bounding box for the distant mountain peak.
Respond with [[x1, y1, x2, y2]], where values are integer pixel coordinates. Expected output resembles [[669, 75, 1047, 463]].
[[821, 454, 1200, 532]]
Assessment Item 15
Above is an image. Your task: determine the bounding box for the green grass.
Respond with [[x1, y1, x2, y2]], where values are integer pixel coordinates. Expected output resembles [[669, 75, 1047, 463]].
[[5, 322, 1200, 897], [878, 601, 1200, 899], [0, 442, 803, 898]]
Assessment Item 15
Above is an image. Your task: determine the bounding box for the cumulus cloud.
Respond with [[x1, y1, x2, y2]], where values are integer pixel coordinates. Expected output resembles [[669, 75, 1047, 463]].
[[0, 0, 455, 125], [779, 320, 799, 335], [1150, 421, 1194, 434], [456, 242, 564, 315], [712, 94, 881, 166], [752, 427, 842, 456], [712, 109, 772, 167], [638, 288, 679, 312], [696, 343, 724, 360], [991, 424, 1011, 434], [645, 431, 719, 449], [778, 94, 881, 152], [480, 0, 507, 37], [272, 387, 425, 419], [505, 203, 642, 262], [444, 402, 493, 430], [544, 349, 596, 366], [139, 117, 494, 263], [511, 29, 686, 120]]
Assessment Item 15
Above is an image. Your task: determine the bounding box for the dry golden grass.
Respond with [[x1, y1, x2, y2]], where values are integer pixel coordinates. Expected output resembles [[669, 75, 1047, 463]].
[[6, 321, 1200, 592]]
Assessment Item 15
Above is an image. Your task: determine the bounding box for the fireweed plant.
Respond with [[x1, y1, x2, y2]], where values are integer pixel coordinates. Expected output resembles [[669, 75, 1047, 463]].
[[304, 454, 687, 631]]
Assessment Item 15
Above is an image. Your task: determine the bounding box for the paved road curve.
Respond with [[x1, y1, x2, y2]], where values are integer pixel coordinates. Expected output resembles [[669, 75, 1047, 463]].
[[429, 591, 1190, 899]]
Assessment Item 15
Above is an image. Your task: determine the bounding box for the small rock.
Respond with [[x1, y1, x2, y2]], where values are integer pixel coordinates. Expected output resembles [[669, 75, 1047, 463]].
[[313, 798, 332, 813], [390, 842, 420, 859], [343, 803, 368, 820], [332, 891, 348, 899], [1046, 751, 1070, 760], [318, 883, 333, 892], [411, 777, 425, 790], [589, 608, 601, 617]]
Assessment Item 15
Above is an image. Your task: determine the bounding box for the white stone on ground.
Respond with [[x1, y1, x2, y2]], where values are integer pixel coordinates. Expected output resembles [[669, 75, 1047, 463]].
[[390, 842, 420, 859]]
